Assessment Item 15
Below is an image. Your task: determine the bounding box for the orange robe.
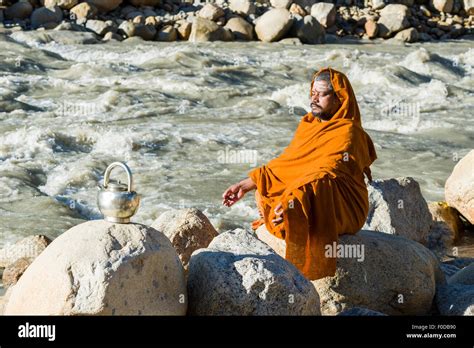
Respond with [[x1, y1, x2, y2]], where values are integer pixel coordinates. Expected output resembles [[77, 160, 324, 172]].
[[249, 67, 377, 280]]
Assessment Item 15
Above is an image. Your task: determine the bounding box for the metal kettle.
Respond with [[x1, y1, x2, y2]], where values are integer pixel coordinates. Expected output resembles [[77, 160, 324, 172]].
[[97, 162, 140, 223]]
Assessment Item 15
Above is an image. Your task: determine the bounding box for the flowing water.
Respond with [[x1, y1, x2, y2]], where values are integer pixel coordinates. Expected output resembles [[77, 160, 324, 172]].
[[0, 33, 473, 251]]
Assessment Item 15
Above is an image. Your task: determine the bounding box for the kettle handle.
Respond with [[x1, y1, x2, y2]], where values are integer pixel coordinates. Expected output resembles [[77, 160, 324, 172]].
[[103, 162, 133, 192]]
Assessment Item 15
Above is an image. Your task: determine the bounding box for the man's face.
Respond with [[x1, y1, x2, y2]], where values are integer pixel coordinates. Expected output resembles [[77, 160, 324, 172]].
[[310, 80, 341, 121]]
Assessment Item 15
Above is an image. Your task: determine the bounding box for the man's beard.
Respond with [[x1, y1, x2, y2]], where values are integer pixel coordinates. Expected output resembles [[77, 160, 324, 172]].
[[311, 109, 333, 121]]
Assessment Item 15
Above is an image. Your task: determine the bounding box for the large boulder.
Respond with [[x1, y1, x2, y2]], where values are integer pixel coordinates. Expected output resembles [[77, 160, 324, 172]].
[[4, 220, 187, 315], [377, 4, 410, 38], [198, 3, 225, 21], [229, 0, 256, 16], [449, 263, 474, 285], [5, 1, 33, 19], [289, 15, 325, 44], [430, 0, 454, 12], [445, 150, 474, 224], [30, 6, 63, 29], [9, 30, 100, 45], [394, 27, 419, 43], [254, 8, 293, 42], [224, 16, 254, 40], [309, 2, 336, 28], [436, 283, 474, 315], [189, 17, 233, 42], [151, 208, 218, 271], [0, 235, 51, 268], [363, 177, 432, 244], [256, 225, 445, 315], [187, 228, 320, 315]]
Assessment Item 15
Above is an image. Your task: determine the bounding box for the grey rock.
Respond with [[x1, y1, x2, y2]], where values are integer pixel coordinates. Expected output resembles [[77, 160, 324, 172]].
[[187, 228, 320, 315], [30, 6, 63, 29], [9, 30, 99, 45], [290, 15, 325, 44], [312, 230, 445, 315], [436, 283, 474, 315], [364, 177, 432, 244], [338, 307, 387, 316]]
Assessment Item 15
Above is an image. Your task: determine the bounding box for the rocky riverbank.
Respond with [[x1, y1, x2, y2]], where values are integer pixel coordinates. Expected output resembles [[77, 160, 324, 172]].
[[0, 151, 472, 315], [0, 0, 473, 44]]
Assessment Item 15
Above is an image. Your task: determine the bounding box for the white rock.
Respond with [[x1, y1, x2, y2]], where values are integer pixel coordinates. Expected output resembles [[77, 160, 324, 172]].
[[371, 0, 385, 10], [270, 0, 292, 8], [445, 150, 474, 224], [44, 0, 78, 9], [463, 0, 474, 15], [198, 3, 225, 21], [4, 220, 187, 315], [310, 2, 336, 28], [363, 177, 432, 244], [229, 0, 256, 16], [255, 8, 293, 42], [430, 0, 454, 13], [86, 19, 113, 36], [187, 228, 320, 315], [377, 4, 410, 37]]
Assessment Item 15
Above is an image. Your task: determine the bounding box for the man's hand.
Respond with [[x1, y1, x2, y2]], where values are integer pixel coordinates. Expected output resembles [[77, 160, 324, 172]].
[[222, 178, 256, 207], [272, 202, 283, 226]]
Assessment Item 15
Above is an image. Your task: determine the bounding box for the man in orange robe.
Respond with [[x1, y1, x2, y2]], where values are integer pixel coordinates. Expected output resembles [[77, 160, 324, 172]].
[[222, 67, 377, 280]]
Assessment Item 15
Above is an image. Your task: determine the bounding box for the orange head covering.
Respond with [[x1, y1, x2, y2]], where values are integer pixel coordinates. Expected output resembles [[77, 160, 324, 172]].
[[249, 67, 377, 280]]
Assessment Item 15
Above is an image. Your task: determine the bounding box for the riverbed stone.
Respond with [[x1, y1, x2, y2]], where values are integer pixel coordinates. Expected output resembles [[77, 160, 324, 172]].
[[377, 4, 410, 38], [44, 0, 77, 9], [224, 16, 254, 40], [256, 225, 445, 315], [445, 150, 474, 224], [394, 27, 419, 42], [430, 0, 454, 13], [5, 1, 33, 19], [31, 6, 63, 29], [198, 3, 225, 21], [187, 228, 320, 315], [229, 0, 256, 16], [70, 2, 98, 20], [363, 177, 432, 244], [4, 220, 187, 315], [310, 2, 336, 28], [151, 208, 218, 271], [87, 0, 123, 12], [290, 14, 325, 44], [189, 17, 233, 42], [255, 8, 293, 42], [2, 257, 31, 287]]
